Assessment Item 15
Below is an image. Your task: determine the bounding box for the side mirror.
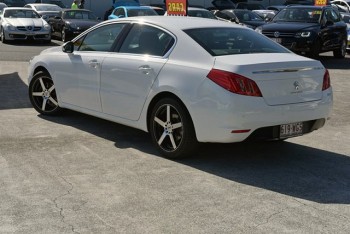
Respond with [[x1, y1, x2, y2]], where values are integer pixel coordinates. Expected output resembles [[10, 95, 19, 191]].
[[118, 15, 125, 18], [62, 41, 74, 53]]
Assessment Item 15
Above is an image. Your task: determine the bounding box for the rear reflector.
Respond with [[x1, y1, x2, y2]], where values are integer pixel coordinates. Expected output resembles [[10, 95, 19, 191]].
[[231, 129, 251, 133], [207, 69, 262, 97]]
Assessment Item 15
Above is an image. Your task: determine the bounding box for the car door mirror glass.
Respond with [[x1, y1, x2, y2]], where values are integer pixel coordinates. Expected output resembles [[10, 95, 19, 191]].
[[62, 41, 74, 53]]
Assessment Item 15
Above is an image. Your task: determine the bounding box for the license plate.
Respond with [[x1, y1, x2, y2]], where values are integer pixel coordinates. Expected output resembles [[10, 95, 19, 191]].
[[280, 122, 303, 138], [271, 38, 282, 44]]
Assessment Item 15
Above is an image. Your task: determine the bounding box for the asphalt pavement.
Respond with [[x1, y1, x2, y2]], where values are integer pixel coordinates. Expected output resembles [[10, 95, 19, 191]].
[[0, 41, 349, 233]]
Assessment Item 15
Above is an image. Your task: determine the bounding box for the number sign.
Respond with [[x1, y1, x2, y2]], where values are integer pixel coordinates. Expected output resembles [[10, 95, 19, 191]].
[[166, 0, 187, 16]]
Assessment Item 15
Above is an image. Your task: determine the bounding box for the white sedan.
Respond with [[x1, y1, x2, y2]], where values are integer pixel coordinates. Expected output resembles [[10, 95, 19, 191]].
[[27, 16, 333, 158], [0, 7, 51, 43]]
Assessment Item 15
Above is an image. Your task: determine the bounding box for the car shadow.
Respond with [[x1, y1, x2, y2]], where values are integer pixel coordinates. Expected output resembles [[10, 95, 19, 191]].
[[319, 54, 350, 70], [0, 72, 31, 110], [4, 40, 62, 47], [39, 110, 350, 205]]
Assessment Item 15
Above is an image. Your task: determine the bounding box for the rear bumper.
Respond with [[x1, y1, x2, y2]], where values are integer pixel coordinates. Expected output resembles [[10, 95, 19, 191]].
[[190, 83, 333, 143]]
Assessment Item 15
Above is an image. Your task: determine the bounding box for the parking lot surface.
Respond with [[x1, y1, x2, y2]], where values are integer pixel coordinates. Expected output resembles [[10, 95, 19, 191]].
[[0, 41, 349, 233]]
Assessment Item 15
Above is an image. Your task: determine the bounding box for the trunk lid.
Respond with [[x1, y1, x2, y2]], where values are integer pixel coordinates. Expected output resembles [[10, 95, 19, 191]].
[[213, 53, 325, 105]]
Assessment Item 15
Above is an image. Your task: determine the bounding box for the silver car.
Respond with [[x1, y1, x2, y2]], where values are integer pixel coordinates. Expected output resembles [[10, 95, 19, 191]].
[[0, 7, 51, 43], [24, 3, 62, 22]]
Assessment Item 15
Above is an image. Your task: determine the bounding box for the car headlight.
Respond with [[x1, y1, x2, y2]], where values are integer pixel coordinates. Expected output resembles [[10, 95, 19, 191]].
[[4, 23, 16, 31], [43, 24, 51, 31], [255, 27, 262, 34], [295, 31, 311, 38]]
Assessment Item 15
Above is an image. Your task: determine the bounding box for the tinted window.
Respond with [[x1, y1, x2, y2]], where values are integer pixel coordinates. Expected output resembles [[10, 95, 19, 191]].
[[4, 9, 40, 18], [126, 8, 157, 17], [188, 10, 217, 19], [274, 8, 322, 22], [63, 10, 97, 20], [185, 27, 290, 56], [119, 24, 174, 56], [75, 23, 126, 52]]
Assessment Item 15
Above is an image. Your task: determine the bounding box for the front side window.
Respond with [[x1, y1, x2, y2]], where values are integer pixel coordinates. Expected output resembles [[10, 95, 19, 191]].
[[74, 23, 126, 52], [119, 24, 174, 56], [185, 27, 290, 56]]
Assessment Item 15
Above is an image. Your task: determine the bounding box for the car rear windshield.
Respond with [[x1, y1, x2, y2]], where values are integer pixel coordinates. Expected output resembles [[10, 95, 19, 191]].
[[184, 27, 289, 56]]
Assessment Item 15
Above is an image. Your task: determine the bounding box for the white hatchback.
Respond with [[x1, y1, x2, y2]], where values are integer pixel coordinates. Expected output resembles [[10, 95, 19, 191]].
[[27, 16, 333, 158]]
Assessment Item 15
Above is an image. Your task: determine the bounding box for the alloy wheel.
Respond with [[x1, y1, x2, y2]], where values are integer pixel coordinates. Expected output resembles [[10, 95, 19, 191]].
[[29, 74, 60, 114], [153, 104, 184, 152]]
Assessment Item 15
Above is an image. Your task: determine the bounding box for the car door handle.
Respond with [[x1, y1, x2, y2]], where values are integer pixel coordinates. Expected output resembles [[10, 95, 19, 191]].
[[89, 60, 100, 69], [139, 65, 152, 74]]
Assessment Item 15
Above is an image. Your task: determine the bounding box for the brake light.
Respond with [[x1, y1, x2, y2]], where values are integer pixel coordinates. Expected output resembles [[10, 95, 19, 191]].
[[322, 69, 331, 91], [207, 69, 262, 97]]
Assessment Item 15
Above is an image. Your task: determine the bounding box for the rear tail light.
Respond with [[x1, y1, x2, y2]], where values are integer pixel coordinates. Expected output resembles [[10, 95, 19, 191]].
[[207, 69, 262, 97], [322, 69, 331, 91]]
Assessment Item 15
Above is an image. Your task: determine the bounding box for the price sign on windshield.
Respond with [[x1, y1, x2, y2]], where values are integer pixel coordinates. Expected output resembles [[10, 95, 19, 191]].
[[166, 0, 187, 16], [314, 0, 327, 6]]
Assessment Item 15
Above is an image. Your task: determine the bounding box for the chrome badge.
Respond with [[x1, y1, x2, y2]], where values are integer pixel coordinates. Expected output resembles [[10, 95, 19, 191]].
[[294, 81, 300, 91], [274, 31, 280, 38]]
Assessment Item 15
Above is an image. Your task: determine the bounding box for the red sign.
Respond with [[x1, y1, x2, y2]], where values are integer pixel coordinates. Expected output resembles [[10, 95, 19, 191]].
[[166, 0, 187, 16], [314, 0, 327, 6]]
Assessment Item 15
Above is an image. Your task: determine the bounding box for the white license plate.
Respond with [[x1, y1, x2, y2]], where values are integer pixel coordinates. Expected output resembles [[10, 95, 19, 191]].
[[271, 38, 282, 43], [280, 122, 303, 138]]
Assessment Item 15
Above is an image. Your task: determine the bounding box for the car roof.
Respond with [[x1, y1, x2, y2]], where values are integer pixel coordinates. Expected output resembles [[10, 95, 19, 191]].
[[117, 6, 154, 9], [106, 16, 240, 31], [62, 9, 91, 12], [3, 7, 35, 11], [285, 5, 325, 9], [25, 3, 60, 7], [187, 7, 210, 11]]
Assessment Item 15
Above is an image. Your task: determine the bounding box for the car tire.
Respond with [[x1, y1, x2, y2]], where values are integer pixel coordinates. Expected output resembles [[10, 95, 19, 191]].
[[333, 39, 346, 58], [61, 28, 66, 42], [308, 40, 320, 59], [1, 27, 7, 44], [149, 98, 198, 159], [29, 71, 61, 115]]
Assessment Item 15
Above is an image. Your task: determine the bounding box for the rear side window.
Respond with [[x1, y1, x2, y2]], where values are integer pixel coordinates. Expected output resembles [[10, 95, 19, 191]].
[[184, 27, 290, 56]]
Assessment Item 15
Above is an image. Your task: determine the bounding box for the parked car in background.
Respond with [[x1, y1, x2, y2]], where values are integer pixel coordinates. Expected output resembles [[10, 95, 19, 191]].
[[214, 9, 265, 29], [27, 16, 333, 158], [165, 7, 217, 19], [0, 0, 26, 7], [255, 5, 347, 58], [0, 7, 51, 43], [0, 2, 7, 13], [340, 12, 350, 53], [331, 0, 350, 12], [34, 0, 67, 9], [150, 6, 165, 15], [108, 6, 157, 20], [24, 3, 62, 22], [48, 9, 100, 42]]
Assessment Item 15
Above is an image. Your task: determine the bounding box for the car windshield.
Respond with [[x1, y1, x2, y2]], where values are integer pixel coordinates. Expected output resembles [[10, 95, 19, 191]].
[[63, 10, 97, 20], [127, 9, 157, 17], [273, 8, 322, 23], [4, 9, 40, 18], [233, 10, 263, 21], [188, 10, 217, 19], [184, 27, 290, 56], [34, 5, 62, 11]]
